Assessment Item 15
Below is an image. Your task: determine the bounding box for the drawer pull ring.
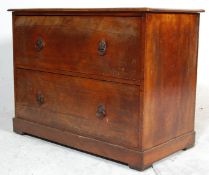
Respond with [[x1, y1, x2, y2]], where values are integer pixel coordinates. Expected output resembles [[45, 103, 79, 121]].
[[96, 105, 106, 119], [35, 37, 44, 51], [98, 40, 106, 56], [36, 94, 44, 105]]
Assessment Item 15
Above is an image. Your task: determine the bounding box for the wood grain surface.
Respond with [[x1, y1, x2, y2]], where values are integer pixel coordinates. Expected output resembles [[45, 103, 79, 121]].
[[8, 8, 204, 16], [15, 69, 140, 149], [14, 16, 142, 82], [143, 13, 199, 150], [11, 9, 202, 171]]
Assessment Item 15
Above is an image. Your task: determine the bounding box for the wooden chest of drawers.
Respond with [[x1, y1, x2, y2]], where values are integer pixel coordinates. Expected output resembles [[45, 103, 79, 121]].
[[9, 8, 204, 170]]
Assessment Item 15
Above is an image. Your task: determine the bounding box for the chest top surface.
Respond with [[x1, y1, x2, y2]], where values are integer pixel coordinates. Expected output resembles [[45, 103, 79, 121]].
[[8, 8, 204, 16]]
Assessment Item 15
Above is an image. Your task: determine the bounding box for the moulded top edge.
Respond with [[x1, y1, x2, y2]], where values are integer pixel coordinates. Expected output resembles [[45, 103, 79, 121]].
[[7, 8, 205, 14]]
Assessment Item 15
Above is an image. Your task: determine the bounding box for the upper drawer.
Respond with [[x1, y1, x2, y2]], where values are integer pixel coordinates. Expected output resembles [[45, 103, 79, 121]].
[[13, 16, 143, 82]]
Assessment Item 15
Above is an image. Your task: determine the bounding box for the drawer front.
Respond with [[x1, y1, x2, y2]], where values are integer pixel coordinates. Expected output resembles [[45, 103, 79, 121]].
[[14, 16, 142, 81], [15, 69, 140, 148]]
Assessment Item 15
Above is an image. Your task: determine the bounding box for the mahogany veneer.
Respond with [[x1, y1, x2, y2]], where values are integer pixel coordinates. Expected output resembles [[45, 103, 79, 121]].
[[9, 8, 204, 171]]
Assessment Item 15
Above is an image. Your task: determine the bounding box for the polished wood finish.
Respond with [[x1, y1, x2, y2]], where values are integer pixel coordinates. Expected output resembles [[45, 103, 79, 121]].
[[13, 117, 195, 170], [8, 8, 204, 16], [14, 16, 142, 82], [143, 13, 200, 150], [16, 69, 139, 149], [10, 8, 203, 171]]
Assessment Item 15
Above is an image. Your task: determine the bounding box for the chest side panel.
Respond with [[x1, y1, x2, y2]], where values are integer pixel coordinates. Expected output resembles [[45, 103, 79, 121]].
[[143, 13, 199, 150]]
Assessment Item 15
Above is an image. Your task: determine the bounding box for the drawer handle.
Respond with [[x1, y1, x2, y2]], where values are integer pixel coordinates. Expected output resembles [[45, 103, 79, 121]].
[[96, 105, 106, 119], [36, 94, 44, 105], [35, 37, 44, 51], [98, 40, 106, 56]]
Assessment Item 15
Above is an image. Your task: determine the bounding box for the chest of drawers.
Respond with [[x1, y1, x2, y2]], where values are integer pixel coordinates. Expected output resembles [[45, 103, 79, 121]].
[[9, 8, 204, 171]]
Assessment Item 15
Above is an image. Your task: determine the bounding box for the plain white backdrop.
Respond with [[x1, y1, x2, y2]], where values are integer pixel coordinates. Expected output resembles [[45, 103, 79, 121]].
[[0, 1, 208, 175]]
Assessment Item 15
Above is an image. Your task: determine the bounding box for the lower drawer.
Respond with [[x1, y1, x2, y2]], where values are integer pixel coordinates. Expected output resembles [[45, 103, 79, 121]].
[[15, 69, 140, 149]]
